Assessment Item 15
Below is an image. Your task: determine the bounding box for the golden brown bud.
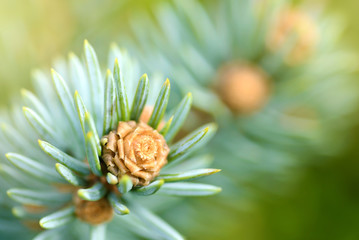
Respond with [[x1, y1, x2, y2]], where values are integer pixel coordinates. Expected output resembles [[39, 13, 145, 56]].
[[101, 121, 169, 186], [216, 63, 270, 115], [74, 195, 113, 225], [267, 7, 318, 64]]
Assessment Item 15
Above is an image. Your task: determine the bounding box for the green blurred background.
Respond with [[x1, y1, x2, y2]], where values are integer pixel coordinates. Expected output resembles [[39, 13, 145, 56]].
[[1, 0, 359, 239]]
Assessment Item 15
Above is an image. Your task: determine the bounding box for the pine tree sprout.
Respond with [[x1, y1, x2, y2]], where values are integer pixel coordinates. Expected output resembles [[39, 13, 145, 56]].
[[0, 40, 221, 239], [267, 7, 318, 65], [216, 63, 270, 114]]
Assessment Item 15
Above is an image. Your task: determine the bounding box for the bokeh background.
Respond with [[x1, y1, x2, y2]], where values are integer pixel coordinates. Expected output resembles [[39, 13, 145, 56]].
[[1, 0, 359, 239]]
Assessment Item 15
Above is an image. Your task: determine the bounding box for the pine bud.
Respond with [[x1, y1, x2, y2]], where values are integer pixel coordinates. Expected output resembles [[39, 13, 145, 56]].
[[101, 121, 169, 186], [216, 63, 270, 115], [74, 195, 113, 225], [267, 7, 318, 64]]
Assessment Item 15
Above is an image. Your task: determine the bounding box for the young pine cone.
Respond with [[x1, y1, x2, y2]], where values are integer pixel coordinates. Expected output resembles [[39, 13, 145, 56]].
[[101, 121, 169, 186]]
